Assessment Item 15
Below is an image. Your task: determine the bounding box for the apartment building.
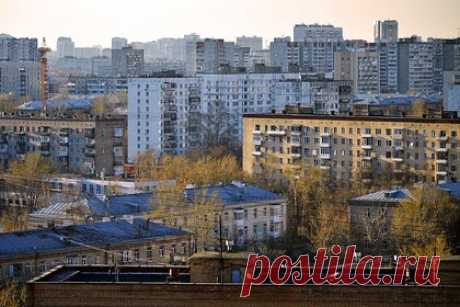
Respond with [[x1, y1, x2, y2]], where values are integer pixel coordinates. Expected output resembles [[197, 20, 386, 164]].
[[374, 20, 399, 43], [112, 46, 144, 78], [243, 113, 460, 184], [0, 34, 38, 62], [0, 61, 40, 99], [398, 38, 435, 95], [293, 24, 343, 42], [67, 76, 127, 95], [236, 36, 263, 52], [377, 42, 399, 94], [274, 76, 353, 114], [56, 37, 75, 58], [127, 72, 305, 160], [269, 37, 302, 73], [334, 48, 380, 94], [0, 219, 191, 282], [0, 113, 127, 176]]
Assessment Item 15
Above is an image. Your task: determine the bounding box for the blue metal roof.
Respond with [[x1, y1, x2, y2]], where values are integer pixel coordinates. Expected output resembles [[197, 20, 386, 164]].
[[437, 183, 460, 200], [183, 183, 285, 206], [350, 188, 411, 204], [17, 99, 92, 111], [0, 219, 187, 259], [31, 193, 154, 219], [378, 96, 440, 106]]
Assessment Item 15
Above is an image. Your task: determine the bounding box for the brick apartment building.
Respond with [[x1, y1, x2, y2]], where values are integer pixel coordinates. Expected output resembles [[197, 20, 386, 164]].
[[243, 113, 460, 184], [0, 113, 127, 176]]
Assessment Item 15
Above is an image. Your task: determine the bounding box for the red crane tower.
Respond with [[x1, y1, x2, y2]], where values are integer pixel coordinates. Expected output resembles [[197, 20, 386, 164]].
[[38, 37, 51, 114]]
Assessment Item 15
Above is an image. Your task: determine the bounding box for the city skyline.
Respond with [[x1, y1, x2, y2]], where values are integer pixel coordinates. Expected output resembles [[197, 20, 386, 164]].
[[1, 0, 460, 48]]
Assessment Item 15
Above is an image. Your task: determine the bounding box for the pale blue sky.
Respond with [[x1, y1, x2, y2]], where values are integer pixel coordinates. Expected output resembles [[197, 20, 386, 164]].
[[1, 0, 459, 48]]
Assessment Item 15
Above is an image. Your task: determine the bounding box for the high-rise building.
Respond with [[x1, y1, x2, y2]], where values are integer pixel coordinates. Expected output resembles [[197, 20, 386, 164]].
[[195, 39, 226, 73], [334, 48, 380, 94], [112, 46, 144, 78], [443, 71, 460, 116], [431, 38, 460, 93], [374, 20, 399, 43], [0, 61, 40, 99], [377, 42, 399, 94], [111, 37, 128, 50], [127, 72, 353, 161], [301, 41, 337, 74], [293, 24, 343, 42], [0, 34, 38, 61], [269, 37, 301, 72], [236, 36, 263, 52], [270, 37, 337, 74], [73, 47, 101, 58], [127, 72, 310, 160], [184, 34, 201, 76], [398, 37, 435, 95], [56, 37, 75, 58]]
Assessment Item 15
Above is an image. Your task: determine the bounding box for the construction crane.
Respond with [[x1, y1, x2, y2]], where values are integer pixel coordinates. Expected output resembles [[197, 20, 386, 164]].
[[38, 37, 51, 114]]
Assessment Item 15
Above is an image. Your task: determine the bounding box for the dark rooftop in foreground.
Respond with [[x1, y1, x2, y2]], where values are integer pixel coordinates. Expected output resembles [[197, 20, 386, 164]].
[[33, 265, 191, 283], [0, 219, 188, 259]]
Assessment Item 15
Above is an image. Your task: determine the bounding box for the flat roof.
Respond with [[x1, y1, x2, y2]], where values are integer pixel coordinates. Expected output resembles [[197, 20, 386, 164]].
[[243, 113, 460, 124], [31, 265, 191, 283]]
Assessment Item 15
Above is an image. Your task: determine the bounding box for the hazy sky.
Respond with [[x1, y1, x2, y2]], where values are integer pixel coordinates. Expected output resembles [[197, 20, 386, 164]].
[[1, 0, 459, 49]]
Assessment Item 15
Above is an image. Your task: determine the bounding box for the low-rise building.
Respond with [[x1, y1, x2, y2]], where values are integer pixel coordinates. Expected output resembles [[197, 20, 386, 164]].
[[348, 188, 410, 255], [153, 182, 287, 248], [0, 218, 190, 282], [28, 193, 154, 229]]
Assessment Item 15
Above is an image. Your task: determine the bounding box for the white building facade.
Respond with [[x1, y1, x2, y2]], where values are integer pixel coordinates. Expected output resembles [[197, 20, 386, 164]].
[[127, 72, 313, 161]]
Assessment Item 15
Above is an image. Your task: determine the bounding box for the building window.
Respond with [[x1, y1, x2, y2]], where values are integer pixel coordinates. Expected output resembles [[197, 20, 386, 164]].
[[159, 246, 165, 257], [81, 255, 87, 265]]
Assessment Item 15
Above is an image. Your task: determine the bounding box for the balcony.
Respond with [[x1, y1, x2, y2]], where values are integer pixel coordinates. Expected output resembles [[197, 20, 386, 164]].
[[85, 148, 96, 157], [291, 137, 301, 146], [86, 139, 96, 147], [271, 230, 281, 238], [59, 137, 69, 145], [271, 215, 282, 224], [392, 157, 404, 162], [436, 171, 448, 176], [361, 144, 373, 150], [268, 130, 286, 136], [436, 159, 448, 164], [252, 130, 262, 135], [320, 165, 331, 170], [291, 153, 302, 158], [320, 132, 331, 137], [437, 135, 448, 141], [252, 151, 262, 156], [436, 147, 448, 153], [320, 153, 331, 160], [234, 219, 244, 228], [291, 130, 302, 136]]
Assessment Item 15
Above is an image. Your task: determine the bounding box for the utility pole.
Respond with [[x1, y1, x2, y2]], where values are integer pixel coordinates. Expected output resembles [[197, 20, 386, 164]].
[[218, 214, 224, 284]]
